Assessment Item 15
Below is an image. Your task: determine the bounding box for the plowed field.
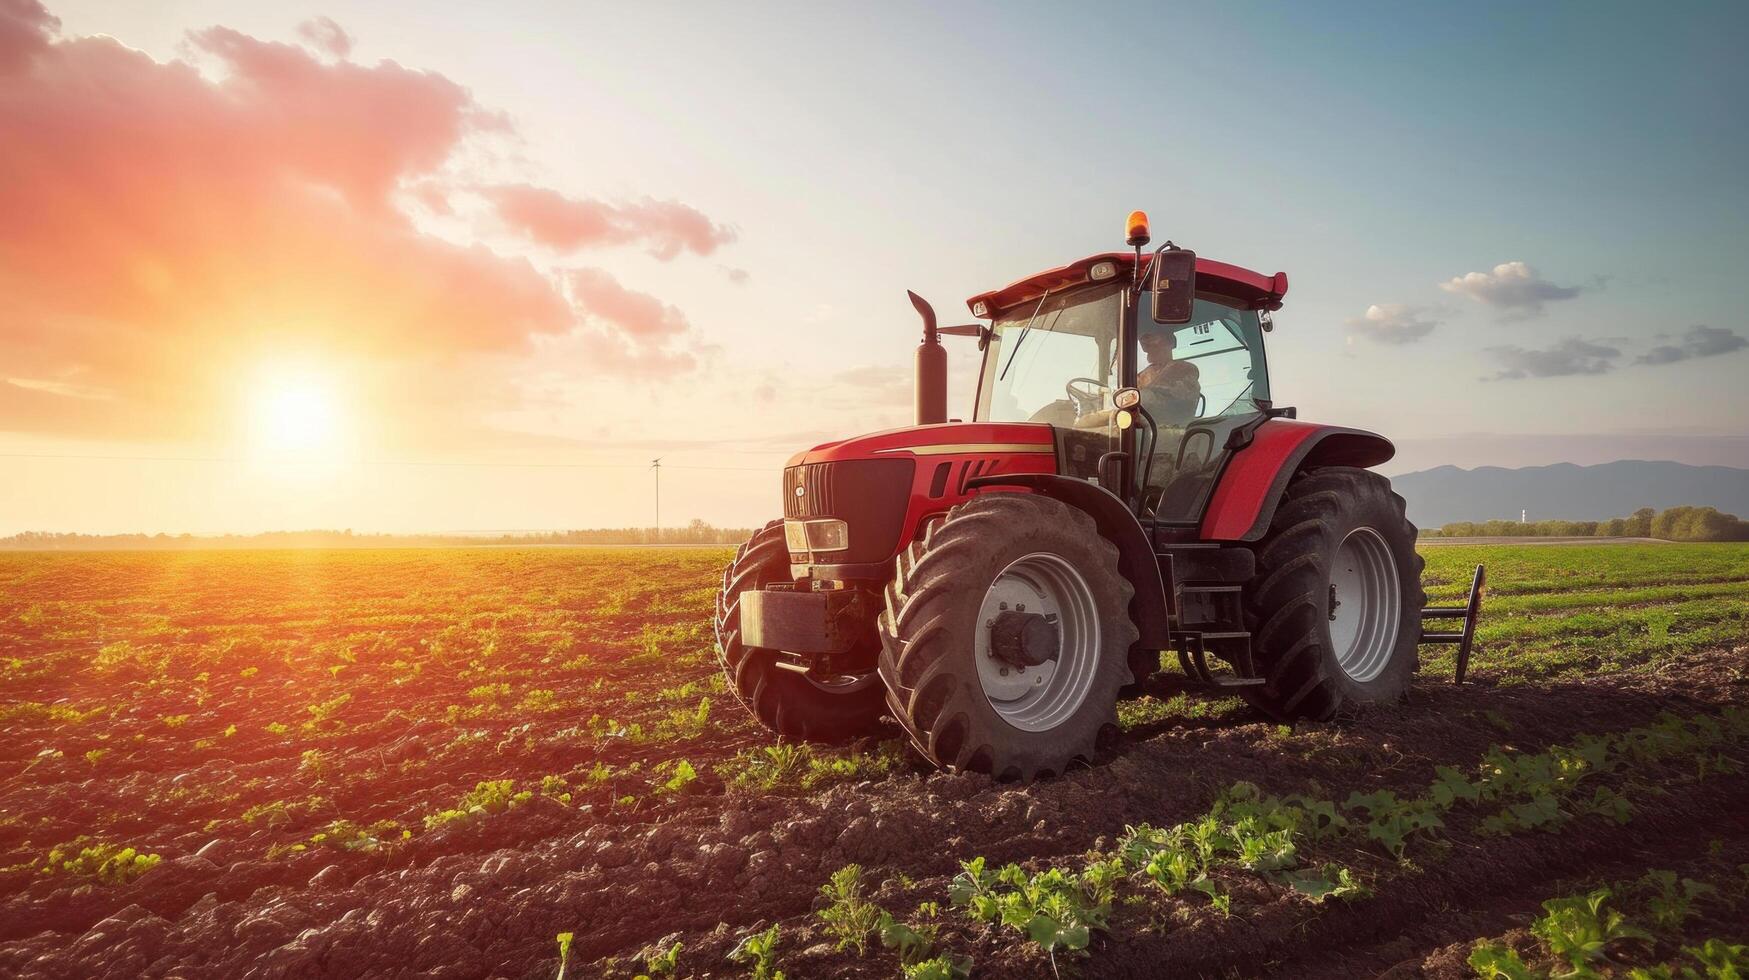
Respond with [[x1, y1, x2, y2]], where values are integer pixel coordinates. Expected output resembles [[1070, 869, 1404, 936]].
[[2, 544, 1746, 979]]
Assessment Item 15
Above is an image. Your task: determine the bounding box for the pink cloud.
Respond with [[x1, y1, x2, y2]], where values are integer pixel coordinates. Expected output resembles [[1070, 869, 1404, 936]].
[[0, 0, 56, 72], [561, 268, 699, 377], [486, 184, 735, 260], [568, 267, 690, 339], [296, 16, 352, 59], [0, 9, 707, 443]]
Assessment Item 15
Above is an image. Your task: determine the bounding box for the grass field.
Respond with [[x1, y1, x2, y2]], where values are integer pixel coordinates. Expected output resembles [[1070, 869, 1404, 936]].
[[2, 543, 1746, 978]]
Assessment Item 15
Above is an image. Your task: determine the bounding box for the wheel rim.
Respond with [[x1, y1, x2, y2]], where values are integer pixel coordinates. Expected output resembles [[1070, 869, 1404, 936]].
[[1328, 526, 1402, 683], [974, 552, 1101, 733]]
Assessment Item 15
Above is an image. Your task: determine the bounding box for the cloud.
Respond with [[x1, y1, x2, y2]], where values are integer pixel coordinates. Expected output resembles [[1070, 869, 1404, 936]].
[[0, 10, 714, 444], [485, 184, 735, 260], [1441, 261, 1584, 316], [295, 16, 351, 58], [1347, 303, 1441, 344], [0, 0, 56, 71], [568, 268, 689, 339], [1635, 325, 1747, 365], [560, 268, 698, 377], [722, 265, 751, 285], [1484, 337, 1620, 380]]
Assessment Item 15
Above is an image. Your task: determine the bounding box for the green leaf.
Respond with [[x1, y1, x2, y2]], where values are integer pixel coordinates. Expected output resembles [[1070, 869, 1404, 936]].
[[1024, 914, 1064, 949], [1431, 766, 1481, 808], [1468, 942, 1537, 980]]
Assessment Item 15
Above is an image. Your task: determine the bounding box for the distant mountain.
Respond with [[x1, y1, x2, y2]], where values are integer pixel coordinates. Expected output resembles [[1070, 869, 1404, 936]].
[[1391, 460, 1749, 527]]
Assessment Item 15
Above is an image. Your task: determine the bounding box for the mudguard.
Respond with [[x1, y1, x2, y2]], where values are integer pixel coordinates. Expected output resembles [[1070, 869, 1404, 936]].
[[1199, 419, 1396, 542], [964, 473, 1172, 650]]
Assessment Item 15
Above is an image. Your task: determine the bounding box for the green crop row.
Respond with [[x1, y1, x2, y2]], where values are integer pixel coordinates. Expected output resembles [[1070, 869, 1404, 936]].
[[1469, 864, 1749, 979], [775, 706, 1748, 975]]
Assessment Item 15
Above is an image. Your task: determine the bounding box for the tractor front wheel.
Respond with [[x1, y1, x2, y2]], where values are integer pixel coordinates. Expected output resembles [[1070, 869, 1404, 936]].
[[876, 494, 1137, 780], [1241, 467, 1425, 721], [714, 521, 887, 741]]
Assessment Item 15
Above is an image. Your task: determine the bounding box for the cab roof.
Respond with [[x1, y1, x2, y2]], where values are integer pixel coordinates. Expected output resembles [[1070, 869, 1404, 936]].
[[966, 252, 1289, 317]]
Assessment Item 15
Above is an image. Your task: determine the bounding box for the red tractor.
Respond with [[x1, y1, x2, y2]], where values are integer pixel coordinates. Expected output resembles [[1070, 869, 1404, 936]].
[[715, 212, 1485, 780]]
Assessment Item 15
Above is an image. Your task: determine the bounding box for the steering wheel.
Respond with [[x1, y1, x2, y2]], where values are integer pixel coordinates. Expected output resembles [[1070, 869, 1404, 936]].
[[1065, 377, 1105, 417]]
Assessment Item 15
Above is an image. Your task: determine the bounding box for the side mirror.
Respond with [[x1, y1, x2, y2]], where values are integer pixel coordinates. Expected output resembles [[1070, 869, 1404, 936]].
[[1150, 248, 1196, 324]]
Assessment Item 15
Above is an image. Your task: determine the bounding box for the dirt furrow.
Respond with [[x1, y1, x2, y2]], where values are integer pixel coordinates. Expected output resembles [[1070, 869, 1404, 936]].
[[6, 649, 1744, 979]]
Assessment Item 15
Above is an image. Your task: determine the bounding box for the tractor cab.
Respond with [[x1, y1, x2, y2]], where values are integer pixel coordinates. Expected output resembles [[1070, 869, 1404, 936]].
[[967, 246, 1285, 528], [714, 211, 1486, 781]]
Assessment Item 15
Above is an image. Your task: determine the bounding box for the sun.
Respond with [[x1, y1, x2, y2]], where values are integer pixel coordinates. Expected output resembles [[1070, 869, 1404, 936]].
[[249, 370, 346, 458]]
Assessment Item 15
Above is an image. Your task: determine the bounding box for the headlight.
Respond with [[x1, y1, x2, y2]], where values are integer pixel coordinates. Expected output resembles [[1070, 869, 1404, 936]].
[[783, 519, 850, 553], [804, 519, 849, 552]]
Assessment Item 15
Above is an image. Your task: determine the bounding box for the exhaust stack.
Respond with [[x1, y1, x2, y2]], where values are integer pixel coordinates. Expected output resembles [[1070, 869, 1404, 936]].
[[909, 290, 947, 425]]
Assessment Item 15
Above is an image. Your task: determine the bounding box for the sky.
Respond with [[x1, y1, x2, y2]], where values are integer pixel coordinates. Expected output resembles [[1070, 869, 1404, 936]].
[[2, 0, 1747, 534]]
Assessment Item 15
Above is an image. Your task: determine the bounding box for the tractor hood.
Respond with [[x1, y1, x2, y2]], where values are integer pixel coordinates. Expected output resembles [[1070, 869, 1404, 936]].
[[781, 421, 1060, 569], [785, 421, 1057, 468]]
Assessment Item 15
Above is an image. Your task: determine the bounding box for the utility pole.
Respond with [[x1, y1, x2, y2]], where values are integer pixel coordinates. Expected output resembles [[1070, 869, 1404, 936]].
[[650, 457, 662, 539]]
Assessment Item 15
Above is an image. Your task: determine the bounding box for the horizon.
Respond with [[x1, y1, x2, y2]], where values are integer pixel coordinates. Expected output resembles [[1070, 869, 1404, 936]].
[[4, 0, 1747, 534], [6, 455, 1748, 539]]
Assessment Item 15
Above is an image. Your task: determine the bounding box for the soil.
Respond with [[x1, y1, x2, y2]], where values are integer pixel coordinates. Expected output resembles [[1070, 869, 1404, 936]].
[[1, 547, 1745, 979], [4, 645, 1745, 979]]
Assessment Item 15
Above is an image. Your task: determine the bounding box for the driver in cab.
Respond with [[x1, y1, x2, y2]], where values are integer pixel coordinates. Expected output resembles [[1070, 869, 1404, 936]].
[[1137, 322, 1200, 425]]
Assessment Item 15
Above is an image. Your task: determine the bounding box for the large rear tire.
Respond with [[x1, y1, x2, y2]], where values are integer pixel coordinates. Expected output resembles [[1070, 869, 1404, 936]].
[[1241, 467, 1425, 721], [714, 521, 887, 741], [876, 494, 1137, 780]]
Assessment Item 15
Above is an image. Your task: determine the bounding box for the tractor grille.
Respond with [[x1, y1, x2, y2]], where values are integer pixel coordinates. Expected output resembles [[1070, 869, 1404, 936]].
[[782, 459, 914, 563], [784, 463, 837, 518]]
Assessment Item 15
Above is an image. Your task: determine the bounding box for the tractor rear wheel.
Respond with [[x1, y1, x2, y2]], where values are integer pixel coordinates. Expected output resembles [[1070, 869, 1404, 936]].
[[1241, 467, 1425, 721], [714, 521, 887, 741], [876, 494, 1137, 780]]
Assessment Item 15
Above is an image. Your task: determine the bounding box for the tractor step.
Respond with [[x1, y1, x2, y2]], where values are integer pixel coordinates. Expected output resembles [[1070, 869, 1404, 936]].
[[1174, 630, 1265, 688], [1175, 583, 1246, 630], [1419, 564, 1487, 684]]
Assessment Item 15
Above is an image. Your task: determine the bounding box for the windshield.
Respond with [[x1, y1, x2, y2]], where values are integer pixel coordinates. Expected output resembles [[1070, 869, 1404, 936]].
[[1135, 293, 1272, 423], [973, 280, 1275, 522], [973, 283, 1270, 425], [976, 283, 1121, 425]]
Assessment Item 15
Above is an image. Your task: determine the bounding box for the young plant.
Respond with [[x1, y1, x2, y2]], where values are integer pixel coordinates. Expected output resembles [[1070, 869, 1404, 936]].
[[650, 943, 682, 977], [728, 923, 783, 980], [1530, 888, 1650, 973], [902, 954, 973, 980], [817, 864, 884, 955], [654, 760, 698, 795], [40, 839, 162, 884], [423, 779, 532, 830], [1467, 942, 1537, 980], [636, 940, 682, 979], [1284, 863, 1369, 902], [1632, 870, 1717, 933], [554, 932, 573, 980], [949, 858, 1109, 955], [1343, 790, 1445, 858]]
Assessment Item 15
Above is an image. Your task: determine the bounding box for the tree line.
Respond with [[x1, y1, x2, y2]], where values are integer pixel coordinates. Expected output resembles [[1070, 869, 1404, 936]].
[[0, 519, 756, 551], [1431, 505, 1749, 541]]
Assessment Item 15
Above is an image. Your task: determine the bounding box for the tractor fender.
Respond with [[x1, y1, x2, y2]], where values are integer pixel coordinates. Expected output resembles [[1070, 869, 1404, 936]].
[[1199, 419, 1396, 542], [964, 473, 1172, 650]]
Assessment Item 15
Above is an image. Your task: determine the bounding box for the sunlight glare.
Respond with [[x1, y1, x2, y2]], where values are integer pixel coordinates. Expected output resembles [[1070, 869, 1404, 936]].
[[249, 370, 346, 458]]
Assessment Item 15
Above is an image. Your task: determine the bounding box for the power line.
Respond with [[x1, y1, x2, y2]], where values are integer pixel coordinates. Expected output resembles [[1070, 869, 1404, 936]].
[[0, 452, 774, 473]]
